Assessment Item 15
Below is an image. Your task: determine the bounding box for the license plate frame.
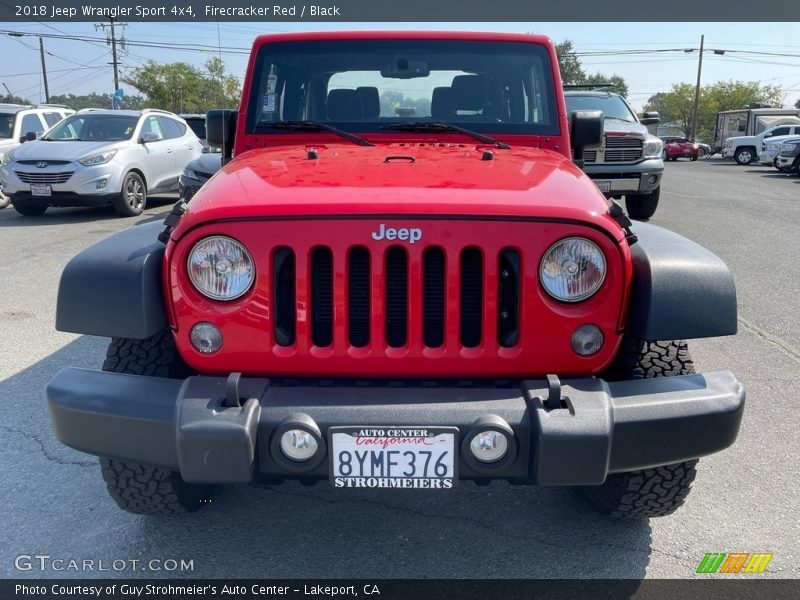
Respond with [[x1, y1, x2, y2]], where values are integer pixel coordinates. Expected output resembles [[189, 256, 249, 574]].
[[30, 184, 52, 197], [329, 426, 458, 489], [595, 180, 612, 193]]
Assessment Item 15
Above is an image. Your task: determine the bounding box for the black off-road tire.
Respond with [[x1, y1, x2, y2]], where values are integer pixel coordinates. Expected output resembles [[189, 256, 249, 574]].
[[100, 331, 211, 515], [12, 200, 47, 216], [625, 187, 660, 221], [113, 171, 147, 217], [580, 338, 699, 519]]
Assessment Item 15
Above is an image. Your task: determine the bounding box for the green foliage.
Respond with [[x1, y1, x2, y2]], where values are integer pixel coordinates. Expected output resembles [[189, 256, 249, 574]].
[[379, 90, 431, 117], [645, 80, 784, 141], [46, 92, 146, 111], [555, 39, 629, 98], [0, 93, 32, 105], [122, 59, 241, 113]]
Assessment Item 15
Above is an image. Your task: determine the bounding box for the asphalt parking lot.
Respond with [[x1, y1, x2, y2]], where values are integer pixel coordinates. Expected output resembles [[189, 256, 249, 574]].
[[1, 159, 798, 580]]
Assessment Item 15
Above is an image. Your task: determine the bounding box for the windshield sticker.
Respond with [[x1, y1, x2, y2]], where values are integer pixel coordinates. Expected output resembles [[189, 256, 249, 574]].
[[263, 93, 277, 113], [266, 74, 278, 94]]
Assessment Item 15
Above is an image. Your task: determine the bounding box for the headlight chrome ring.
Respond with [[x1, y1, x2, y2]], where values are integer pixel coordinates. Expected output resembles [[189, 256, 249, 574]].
[[539, 237, 606, 303], [187, 235, 255, 301]]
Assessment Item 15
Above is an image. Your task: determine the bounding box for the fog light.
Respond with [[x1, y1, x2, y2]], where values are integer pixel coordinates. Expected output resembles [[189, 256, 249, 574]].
[[571, 324, 603, 356], [280, 429, 319, 462], [96, 177, 109, 189], [469, 430, 508, 463], [648, 174, 658, 185], [190, 322, 222, 354]]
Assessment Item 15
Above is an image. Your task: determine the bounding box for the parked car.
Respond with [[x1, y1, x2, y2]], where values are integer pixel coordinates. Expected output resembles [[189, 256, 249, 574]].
[[774, 136, 800, 174], [660, 137, 699, 161], [47, 31, 744, 520], [695, 142, 712, 157], [564, 90, 664, 220], [0, 108, 203, 217], [722, 122, 800, 165], [714, 107, 800, 153], [0, 103, 75, 208], [179, 149, 221, 201], [758, 134, 800, 169], [179, 114, 207, 145]]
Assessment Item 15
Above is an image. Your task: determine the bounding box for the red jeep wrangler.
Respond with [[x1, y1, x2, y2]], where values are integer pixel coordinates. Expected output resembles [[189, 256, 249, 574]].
[[47, 32, 744, 518]]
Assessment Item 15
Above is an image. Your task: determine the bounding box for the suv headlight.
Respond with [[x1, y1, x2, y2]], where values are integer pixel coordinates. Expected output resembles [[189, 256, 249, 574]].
[[1, 149, 16, 165], [540, 237, 606, 302], [782, 142, 800, 152], [642, 138, 663, 159], [188, 236, 255, 301], [182, 168, 199, 180], [78, 150, 117, 166]]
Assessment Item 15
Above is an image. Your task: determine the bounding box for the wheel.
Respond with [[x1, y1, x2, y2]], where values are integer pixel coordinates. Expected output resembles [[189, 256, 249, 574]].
[[0, 189, 10, 209], [113, 171, 146, 217], [625, 186, 660, 221], [580, 337, 699, 519], [690, 156, 698, 161], [734, 147, 754, 165], [12, 200, 47, 216], [100, 331, 211, 515]]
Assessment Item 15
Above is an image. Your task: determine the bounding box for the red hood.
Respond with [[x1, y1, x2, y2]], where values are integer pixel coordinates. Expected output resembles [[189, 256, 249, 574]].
[[171, 143, 623, 241]]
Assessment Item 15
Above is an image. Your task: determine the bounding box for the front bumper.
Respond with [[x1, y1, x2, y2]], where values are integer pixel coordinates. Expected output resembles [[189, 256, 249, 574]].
[[582, 158, 663, 194], [776, 155, 797, 168], [758, 149, 780, 164], [47, 368, 745, 486], [0, 162, 124, 197]]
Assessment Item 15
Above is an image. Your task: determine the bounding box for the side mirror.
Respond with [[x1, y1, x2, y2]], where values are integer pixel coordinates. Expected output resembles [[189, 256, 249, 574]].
[[206, 109, 237, 162], [140, 132, 162, 144], [639, 111, 660, 125], [20, 131, 37, 143], [570, 110, 604, 169]]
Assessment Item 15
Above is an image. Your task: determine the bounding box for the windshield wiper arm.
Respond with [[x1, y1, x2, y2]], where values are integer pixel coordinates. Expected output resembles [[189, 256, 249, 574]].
[[380, 122, 510, 149], [264, 120, 374, 147]]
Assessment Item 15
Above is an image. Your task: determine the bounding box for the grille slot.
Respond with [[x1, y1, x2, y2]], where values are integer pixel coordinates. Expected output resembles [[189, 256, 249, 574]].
[[460, 247, 483, 348], [603, 136, 643, 163], [497, 249, 520, 347], [422, 247, 446, 348], [273, 247, 295, 346], [15, 171, 74, 184], [311, 247, 333, 347], [385, 247, 408, 348], [348, 247, 371, 347]]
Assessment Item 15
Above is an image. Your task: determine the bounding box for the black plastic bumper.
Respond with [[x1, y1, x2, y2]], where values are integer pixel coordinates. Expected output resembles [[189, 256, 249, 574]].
[[46, 368, 745, 486]]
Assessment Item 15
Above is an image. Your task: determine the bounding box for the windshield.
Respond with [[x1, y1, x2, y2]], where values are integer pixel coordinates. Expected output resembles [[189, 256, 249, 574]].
[[43, 114, 138, 141], [0, 113, 14, 139], [246, 39, 558, 135], [565, 94, 637, 123]]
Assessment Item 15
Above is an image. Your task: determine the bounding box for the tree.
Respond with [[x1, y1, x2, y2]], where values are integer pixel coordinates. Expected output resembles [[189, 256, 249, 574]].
[[0, 93, 32, 105], [646, 80, 784, 141], [46, 92, 145, 111], [555, 40, 585, 85], [583, 73, 628, 98], [122, 59, 241, 113]]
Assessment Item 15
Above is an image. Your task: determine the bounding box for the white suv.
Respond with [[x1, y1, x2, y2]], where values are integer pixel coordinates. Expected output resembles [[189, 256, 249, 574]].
[[0, 103, 75, 208], [0, 108, 203, 217]]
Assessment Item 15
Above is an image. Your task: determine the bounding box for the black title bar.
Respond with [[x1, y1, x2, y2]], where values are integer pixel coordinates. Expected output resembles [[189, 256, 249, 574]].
[[1, 0, 799, 22]]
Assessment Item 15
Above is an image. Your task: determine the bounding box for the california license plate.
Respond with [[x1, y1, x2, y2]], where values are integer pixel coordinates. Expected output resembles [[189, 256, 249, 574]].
[[595, 180, 611, 193], [30, 184, 51, 197], [330, 426, 457, 489]]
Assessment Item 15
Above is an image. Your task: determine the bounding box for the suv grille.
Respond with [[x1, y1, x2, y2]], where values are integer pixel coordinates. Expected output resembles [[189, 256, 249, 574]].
[[272, 245, 521, 351], [15, 171, 74, 184], [584, 135, 643, 164]]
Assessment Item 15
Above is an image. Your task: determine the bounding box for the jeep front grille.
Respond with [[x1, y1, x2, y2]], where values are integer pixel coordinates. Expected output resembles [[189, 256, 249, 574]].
[[15, 170, 74, 184], [584, 135, 643, 164], [272, 245, 521, 352]]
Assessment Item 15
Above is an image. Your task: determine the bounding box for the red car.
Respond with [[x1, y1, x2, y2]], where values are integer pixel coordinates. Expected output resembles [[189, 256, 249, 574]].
[[47, 31, 744, 519], [661, 136, 700, 161]]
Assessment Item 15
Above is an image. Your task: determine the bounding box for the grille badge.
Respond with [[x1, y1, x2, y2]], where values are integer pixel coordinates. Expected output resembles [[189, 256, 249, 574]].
[[36, 161, 48, 168], [371, 223, 423, 244]]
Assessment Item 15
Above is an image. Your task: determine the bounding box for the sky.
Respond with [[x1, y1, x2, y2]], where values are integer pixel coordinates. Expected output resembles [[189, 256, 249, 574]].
[[1, 21, 799, 112]]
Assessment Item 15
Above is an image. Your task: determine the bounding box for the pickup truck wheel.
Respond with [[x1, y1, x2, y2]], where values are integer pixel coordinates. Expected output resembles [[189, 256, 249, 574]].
[[99, 331, 211, 515], [734, 147, 755, 165], [625, 187, 659, 221], [580, 338, 699, 519]]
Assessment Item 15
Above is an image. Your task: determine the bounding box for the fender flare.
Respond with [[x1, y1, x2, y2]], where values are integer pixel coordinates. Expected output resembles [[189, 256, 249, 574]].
[[626, 222, 737, 340], [56, 221, 167, 339]]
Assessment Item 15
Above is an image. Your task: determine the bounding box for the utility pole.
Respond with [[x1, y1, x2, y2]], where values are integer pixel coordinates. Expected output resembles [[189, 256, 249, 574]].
[[690, 34, 704, 142], [95, 18, 126, 92], [110, 18, 119, 90], [39, 37, 49, 103]]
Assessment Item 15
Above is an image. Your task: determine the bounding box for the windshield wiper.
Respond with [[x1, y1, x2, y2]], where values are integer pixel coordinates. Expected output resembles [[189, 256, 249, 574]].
[[604, 117, 634, 123], [263, 120, 374, 147], [380, 122, 510, 150]]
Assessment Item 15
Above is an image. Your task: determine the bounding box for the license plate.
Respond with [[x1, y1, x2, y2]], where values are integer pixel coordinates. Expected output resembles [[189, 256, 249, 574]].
[[30, 184, 51, 197], [330, 426, 457, 489], [595, 180, 611, 193]]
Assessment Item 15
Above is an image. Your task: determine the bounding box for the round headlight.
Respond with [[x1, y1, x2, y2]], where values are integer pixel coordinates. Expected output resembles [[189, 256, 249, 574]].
[[540, 237, 606, 302], [188, 236, 254, 301]]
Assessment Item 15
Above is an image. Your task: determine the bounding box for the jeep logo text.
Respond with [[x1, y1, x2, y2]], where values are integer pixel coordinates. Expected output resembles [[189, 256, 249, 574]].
[[371, 224, 422, 244]]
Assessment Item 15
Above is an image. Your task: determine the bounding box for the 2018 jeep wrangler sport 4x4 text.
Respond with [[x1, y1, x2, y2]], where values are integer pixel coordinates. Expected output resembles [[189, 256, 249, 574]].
[[46, 32, 745, 518]]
